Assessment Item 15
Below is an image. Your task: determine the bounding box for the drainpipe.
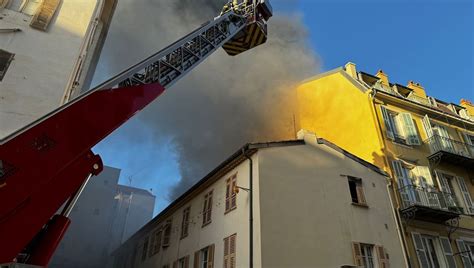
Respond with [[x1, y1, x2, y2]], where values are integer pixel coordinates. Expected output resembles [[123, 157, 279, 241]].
[[369, 89, 411, 267], [242, 147, 253, 268]]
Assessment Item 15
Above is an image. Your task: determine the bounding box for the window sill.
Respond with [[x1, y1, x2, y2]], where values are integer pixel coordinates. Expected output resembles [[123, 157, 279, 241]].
[[389, 139, 414, 149], [225, 206, 237, 215], [202, 221, 212, 228], [352, 202, 369, 208]]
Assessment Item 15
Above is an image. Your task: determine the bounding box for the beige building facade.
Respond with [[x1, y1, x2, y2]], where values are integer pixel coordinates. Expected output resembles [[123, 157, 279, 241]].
[[111, 131, 406, 268], [0, 0, 117, 139]]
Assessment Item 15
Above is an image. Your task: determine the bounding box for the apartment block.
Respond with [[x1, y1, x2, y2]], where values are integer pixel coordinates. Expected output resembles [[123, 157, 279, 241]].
[[50, 166, 155, 268], [110, 132, 406, 268], [0, 0, 117, 139], [297, 62, 474, 267]]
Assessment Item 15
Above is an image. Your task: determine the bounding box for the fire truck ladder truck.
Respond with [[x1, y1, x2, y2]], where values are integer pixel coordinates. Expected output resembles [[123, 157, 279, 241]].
[[0, 1, 272, 266]]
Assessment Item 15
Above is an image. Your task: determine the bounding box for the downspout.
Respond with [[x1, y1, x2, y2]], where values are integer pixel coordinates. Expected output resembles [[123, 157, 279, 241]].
[[242, 147, 253, 268], [369, 89, 411, 267]]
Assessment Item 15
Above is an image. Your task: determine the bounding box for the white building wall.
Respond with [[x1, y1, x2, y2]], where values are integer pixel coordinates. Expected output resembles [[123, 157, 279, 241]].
[[113, 154, 259, 268], [0, 0, 116, 139], [112, 136, 406, 268], [258, 135, 406, 267]]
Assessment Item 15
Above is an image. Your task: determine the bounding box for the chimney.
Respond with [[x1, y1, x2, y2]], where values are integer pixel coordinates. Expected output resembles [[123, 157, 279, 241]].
[[375, 70, 389, 86], [407, 81, 427, 99], [460, 99, 474, 116], [344, 62, 357, 79]]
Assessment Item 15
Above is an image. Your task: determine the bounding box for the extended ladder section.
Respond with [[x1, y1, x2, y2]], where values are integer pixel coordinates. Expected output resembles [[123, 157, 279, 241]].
[[96, 3, 250, 91]]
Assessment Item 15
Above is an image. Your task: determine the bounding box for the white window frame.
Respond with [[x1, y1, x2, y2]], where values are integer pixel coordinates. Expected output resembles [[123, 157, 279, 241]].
[[360, 244, 375, 268]]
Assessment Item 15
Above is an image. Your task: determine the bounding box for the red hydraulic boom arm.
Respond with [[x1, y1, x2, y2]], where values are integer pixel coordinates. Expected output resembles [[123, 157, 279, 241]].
[[0, 1, 272, 266]]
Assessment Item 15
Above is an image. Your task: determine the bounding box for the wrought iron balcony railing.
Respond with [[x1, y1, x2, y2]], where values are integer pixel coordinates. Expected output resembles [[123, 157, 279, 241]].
[[399, 185, 464, 214], [425, 134, 474, 159]]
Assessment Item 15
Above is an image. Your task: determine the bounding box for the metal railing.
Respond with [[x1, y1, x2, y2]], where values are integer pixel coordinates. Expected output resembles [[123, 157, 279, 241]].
[[399, 185, 464, 213], [425, 134, 474, 159], [406, 94, 434, 107]]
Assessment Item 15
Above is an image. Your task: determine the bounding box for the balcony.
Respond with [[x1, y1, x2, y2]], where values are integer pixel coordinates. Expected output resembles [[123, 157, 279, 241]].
[[425, 134, 474, 169], [399, 185, 462, 223]]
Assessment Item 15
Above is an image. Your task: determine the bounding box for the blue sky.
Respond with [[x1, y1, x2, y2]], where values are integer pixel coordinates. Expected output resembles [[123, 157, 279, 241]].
[[95, 0, 473, 216]]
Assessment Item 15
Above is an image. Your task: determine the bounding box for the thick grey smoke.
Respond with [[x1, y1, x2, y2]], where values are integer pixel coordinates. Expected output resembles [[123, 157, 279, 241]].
[[94, 0, 319, 200]]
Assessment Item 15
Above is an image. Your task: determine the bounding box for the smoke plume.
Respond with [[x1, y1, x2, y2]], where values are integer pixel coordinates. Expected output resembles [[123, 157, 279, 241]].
[[94, 0, 320, 200]]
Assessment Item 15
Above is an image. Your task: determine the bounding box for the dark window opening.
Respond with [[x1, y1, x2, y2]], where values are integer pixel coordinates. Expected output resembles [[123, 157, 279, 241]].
[[0, 49, 14, 81], [349, 180, 359, 203]]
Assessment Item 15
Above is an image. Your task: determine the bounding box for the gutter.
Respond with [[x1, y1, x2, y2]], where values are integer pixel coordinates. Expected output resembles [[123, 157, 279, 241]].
[[242, 147, 254, 268], [369, 89, 411, 267]]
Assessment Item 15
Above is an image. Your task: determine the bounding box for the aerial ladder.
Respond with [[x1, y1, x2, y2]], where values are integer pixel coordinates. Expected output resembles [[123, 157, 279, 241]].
[[0, 1, 272, 266]]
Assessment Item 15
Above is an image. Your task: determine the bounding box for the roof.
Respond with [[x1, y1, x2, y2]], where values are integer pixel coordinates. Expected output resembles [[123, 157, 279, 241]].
[[113, 137, 389, 253], [116, 184, 155, 197]]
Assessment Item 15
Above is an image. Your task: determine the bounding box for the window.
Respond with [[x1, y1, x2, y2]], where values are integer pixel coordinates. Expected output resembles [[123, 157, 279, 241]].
[[225, 174, 237, 212], [352, 243, 389, 268], [30, 0, 60, 31], [0, 49, 15, 82], [174, 256, 189, 268], [141, 237, 149, 261], [149, 229, 162, 256], [181, 207, 190, 238], [381, 106, 420, 145], [347, 176, 366, 206], [202, 191, 213, 226], [456, 240, 474, 268], [223, 234, 236, 268], [412, 233, 456, 268], [435, 171, 473, 213], [194, 245, 215, 268], [152, 229, 162, 254], [162, 220, 172, 248]]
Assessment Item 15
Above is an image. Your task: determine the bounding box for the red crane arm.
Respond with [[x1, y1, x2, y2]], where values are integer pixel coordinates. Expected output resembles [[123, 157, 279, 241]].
[[0, 83, 165, 264]]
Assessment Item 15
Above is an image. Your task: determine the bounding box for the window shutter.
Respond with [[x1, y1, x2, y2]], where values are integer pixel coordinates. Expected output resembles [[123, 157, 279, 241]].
[[456, 176, 474, 214], [436, 171, 451, 194], [30, 0, 60, 31], [439, 237, 457, 268], [231, 178, 237, 209], [207, 194, 212, 222], [456, 240, 473, 268], [224, 237, 229, 268], [376, 245, 389, 268], [185, 255, 190, 268], [351, 242, 363, 266], [225, 181, 230, 211], [229, 235, 236, 268], [400, 113, 420, 145], [0, 49, 14, 81], [163, 220, 172, 247], [422, 115, 433, 139], [411, 232, 429, 268], [193, 250, 200, 268], [208, 244, 215, 268], [149, 231, 156, 257], [356, 183, 366, 205], [381, 106, 395, 140]]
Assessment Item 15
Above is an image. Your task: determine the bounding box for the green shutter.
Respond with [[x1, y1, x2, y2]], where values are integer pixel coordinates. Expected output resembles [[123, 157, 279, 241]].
[[401, 113, 420, 145], [381, 106, 395, 140]]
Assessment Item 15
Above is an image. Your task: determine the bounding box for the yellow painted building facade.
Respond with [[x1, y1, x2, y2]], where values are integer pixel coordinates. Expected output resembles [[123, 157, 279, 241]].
[[296, 62, 474, 268]]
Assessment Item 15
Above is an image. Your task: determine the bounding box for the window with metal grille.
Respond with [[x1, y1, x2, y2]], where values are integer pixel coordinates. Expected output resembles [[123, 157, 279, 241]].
[[0, 50, 14, 81]]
